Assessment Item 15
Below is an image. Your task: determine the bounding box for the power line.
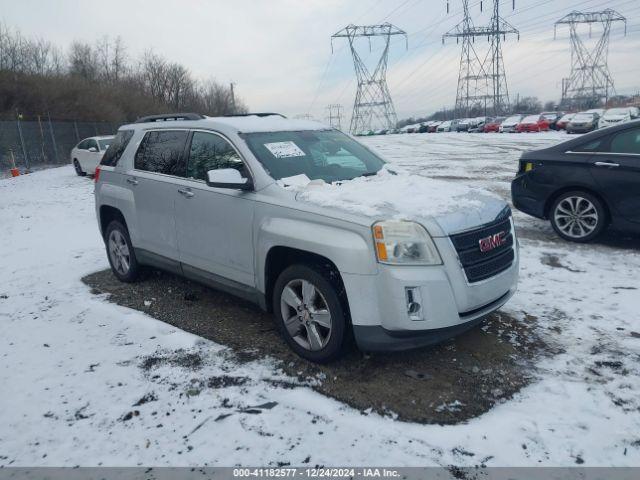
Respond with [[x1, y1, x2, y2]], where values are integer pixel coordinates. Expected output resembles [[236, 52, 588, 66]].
[[325, 103, 344, 130], [555, 8, 627, 108], [331, 23, 408, 134], [443, 0, 519, 116]]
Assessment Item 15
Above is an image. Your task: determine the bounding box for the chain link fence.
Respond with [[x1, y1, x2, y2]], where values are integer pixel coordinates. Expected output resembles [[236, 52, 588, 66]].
[[0, 117, 117, 173]]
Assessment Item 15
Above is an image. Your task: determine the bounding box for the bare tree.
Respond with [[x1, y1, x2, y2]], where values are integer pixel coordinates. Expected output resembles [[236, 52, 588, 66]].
[[68, 41, 98, 80], [0, 25, 244, 122]]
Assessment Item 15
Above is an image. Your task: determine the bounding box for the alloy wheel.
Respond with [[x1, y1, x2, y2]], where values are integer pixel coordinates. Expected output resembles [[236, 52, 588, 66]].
[[108, 229, 131, 275], [280, 279, 332, 352], [553, 196, 599, 239]]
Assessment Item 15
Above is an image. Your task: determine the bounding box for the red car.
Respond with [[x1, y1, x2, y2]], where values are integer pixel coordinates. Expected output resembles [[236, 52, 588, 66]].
[[484, 116, 506, 133], [516, 114, 550, 133]]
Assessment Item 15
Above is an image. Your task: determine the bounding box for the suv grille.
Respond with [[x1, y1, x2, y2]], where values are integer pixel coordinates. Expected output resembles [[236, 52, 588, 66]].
[[450, 216, 515, 283]]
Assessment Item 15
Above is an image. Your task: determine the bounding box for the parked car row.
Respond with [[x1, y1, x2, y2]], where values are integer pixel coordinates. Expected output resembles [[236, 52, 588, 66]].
[[396, 106, 640, 136]]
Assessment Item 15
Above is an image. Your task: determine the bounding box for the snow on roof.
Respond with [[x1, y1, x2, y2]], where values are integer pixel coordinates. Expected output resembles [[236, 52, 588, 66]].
[[206, 115, 331, 133]]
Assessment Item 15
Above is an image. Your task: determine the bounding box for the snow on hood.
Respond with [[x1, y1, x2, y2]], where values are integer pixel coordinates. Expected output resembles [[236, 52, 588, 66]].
[[278, 166, 508, 236]]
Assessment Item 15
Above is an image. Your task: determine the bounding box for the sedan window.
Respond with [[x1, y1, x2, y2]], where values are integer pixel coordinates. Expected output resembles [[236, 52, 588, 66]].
[[573, 139, 605, 153], [610, 128, 640, 155]]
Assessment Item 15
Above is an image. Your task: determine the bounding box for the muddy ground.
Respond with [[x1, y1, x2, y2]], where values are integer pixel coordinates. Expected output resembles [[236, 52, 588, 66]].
[[83, 269, 550, 425]]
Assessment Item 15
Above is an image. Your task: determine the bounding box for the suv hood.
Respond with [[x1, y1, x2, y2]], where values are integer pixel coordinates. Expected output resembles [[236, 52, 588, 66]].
[[281, 167, 508, 237]]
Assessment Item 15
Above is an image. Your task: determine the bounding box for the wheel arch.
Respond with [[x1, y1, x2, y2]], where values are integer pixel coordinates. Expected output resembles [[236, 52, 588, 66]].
[[99, 205, 128, 239], [263, 246, 351, 320]]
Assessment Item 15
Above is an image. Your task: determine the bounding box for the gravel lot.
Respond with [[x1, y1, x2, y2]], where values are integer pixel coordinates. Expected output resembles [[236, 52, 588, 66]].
[[83, 267, 546, 425]]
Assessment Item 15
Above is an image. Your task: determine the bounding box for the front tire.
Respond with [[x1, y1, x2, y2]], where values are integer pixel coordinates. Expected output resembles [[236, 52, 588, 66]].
[[273, 265, 349, 363], [105, 220, 140, 282], [73, 159, 86, 176], [550, 191, 607, 242]]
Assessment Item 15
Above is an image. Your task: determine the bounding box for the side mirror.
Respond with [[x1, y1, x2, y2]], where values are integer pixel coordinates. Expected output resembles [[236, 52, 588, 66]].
[[88, 147, 98, 153], [206, 168, 252, 190]]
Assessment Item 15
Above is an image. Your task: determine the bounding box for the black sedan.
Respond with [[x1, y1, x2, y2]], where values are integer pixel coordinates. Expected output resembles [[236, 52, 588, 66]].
[[511, 119, 640, 242]]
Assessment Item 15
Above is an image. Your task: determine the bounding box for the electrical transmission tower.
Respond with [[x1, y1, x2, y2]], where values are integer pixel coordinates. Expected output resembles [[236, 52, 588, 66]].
[[443, 0, 518, 117], [326, 104, 343, 130], [555, 9, 627, 110], [332, 23, 407, 135]]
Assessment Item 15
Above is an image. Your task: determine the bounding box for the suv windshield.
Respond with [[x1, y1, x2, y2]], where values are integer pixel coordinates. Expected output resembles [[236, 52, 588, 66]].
[[243, 130, 385, 183]]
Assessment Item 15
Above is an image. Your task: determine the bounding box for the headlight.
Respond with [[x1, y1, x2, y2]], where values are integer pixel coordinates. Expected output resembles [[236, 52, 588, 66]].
[[372, 221, 442, 265]]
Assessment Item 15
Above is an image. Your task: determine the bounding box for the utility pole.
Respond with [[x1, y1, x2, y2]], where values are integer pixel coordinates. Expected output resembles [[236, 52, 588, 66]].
[[555, 9, 626, 110], [443, 0, 518, 117], [332, 23, 407, 135], [326, 104, 343, 130], [230, 82, 236, 114]]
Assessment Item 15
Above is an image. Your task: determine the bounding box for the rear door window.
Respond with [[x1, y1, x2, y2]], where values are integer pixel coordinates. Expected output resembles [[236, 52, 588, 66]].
[[134, 130, 188, 176], [101, 130, 134, 166]]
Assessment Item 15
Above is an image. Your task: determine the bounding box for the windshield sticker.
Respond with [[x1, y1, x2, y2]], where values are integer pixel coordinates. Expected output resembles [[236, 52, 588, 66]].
[[264, 141, 306, 158]]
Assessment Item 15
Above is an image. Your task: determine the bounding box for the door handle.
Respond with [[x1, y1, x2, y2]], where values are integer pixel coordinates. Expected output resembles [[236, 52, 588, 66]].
[[178, 188, 195, 198], [126, 177, 139, 185], [594, 161, 620, 168]]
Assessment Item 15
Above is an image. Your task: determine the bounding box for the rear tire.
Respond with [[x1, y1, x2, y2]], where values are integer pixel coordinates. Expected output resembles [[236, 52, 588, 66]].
[[73, 159, 86, 176], [549, 191, 607, 243], [273, 264, 349, 363], [105, 220, 140, 282]]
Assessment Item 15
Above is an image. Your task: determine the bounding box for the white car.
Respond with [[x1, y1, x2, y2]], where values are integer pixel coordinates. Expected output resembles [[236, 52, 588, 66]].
[[499, 115, 523, 133], [585, 108, 605, 117], [598, 107, 634, 129], [437, 120, 452, 132], [71, 136, 114, 176]]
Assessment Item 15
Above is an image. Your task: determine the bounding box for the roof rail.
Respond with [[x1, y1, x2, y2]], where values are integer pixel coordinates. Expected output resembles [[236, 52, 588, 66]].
[[223, 112, 287, 118], [135, 113, 205, 123]]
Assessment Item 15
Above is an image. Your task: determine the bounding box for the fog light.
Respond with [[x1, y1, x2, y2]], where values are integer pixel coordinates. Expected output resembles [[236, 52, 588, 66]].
[[405, 287, 424, 321]]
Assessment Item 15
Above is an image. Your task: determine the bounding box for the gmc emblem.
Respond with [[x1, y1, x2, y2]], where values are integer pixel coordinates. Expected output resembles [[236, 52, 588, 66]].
[[479, 231, 506, 253]]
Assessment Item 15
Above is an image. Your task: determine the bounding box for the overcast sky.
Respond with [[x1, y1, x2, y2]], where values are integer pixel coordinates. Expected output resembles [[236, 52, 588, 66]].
[[2, 0, 639, 124]]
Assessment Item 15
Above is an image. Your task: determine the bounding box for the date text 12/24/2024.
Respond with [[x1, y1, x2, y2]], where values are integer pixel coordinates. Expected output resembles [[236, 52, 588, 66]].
[[233, 468, 401, 478]]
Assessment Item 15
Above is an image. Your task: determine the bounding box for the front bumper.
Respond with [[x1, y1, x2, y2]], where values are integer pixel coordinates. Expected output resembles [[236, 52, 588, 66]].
[[567, 124, 595, 133], [353, 288, 515, 352], [342, 230, 519, 352]]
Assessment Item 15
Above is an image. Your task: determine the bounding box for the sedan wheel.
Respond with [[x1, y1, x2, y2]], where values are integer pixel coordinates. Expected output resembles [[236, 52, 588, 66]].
[[73, 160, 86, 176], [280, 279, 332, 351], [550, 191, 606, 242]]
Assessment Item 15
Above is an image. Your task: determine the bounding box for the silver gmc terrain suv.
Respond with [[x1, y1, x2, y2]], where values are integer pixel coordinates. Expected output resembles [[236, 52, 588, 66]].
[[94, 113, 519, 363]]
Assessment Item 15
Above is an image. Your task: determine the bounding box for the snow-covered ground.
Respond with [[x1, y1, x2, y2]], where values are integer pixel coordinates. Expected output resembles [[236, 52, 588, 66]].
[[1, 132, 639, 466]]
